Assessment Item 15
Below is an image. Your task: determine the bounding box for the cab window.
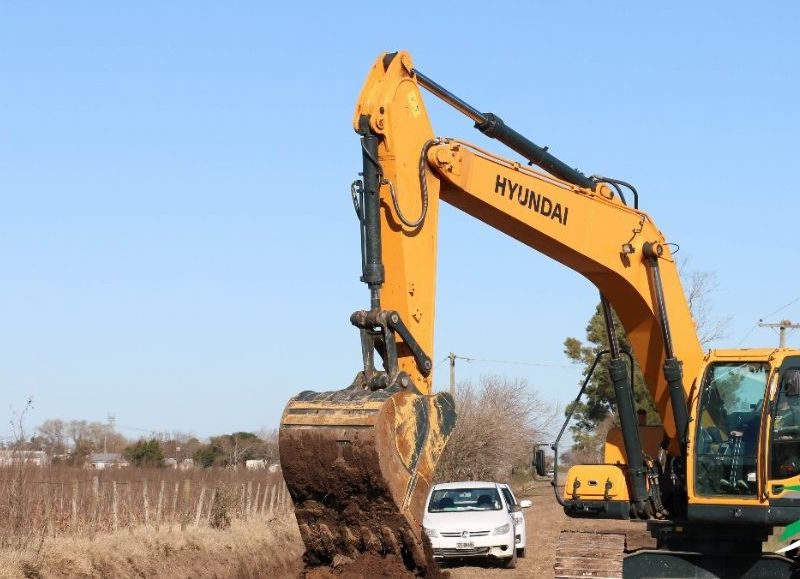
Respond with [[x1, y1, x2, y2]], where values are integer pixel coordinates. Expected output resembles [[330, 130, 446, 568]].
[[694, 362, 768, 496], [771, 368, 800, 479]]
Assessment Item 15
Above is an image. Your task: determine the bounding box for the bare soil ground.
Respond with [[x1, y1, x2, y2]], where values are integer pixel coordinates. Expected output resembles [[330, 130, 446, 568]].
[[443, 480, 655, 579], [289, 479, 653, 578]]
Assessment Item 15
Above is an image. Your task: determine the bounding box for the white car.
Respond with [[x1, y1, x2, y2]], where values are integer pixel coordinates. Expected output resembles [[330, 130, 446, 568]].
[[422, 481, 531, 568], [498, 483, 531, 558]]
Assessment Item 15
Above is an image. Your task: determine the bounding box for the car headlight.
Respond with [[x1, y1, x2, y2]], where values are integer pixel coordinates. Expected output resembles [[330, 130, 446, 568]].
[[424, 527, 438, 538], [493, 523, 511, 535]]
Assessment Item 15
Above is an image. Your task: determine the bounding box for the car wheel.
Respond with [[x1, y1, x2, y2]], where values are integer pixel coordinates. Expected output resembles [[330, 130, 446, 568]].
[[502, 547, 517, 568], [517, 547, 526, 558]]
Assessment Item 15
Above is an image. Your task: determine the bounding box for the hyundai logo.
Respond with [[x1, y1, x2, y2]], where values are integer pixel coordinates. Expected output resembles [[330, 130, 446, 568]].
[[461, 531, 470, 538]]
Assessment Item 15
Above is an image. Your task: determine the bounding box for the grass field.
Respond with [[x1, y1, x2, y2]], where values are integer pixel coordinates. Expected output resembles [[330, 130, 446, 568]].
[[0, 464, 298, 578]]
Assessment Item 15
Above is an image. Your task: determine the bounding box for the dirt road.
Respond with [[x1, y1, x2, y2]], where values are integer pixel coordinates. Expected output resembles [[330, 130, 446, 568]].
[[444, 481, 654, 578]]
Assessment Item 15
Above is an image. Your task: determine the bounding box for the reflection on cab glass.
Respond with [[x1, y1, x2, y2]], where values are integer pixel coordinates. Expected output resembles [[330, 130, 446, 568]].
[[695, 362, 768, 496], [427, 488, 502, 512]]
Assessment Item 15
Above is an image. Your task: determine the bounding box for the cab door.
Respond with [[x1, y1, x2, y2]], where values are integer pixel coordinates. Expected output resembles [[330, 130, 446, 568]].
[[766, 356, 800, 504]]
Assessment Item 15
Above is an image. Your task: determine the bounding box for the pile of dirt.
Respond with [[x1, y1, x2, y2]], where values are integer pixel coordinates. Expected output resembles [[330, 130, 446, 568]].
[[303, 554, 415, 578]]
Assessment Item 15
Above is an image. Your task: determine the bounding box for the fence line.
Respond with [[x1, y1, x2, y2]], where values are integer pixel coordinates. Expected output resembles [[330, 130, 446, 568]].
[[0, 471, 291, 545]]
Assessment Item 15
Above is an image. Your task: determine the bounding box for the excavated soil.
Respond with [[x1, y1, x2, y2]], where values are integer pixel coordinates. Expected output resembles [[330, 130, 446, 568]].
[[281, 427, 438, 576], [302, 551, 449, 579], [303, 554, 416, 578]]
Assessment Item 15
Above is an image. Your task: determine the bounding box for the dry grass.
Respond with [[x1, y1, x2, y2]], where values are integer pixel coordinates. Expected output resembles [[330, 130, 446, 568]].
[[0, 512, 303, 579], [0, 465, 288, 549]]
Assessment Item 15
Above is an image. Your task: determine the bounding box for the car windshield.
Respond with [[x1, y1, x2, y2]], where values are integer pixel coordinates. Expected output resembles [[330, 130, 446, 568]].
[[427, 487, 502, 512]]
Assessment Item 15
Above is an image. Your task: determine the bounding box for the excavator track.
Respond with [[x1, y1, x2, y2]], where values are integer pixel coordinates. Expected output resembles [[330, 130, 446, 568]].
[[554, 531, 625, 579], [279, 378, 455, 575]]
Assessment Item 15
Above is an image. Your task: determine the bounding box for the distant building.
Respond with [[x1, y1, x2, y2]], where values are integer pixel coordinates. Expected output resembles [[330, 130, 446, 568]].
[[88, 452, 129, 469], [0, 450, 49, 467], [164, 457, 178, 469], [246, 459, 280, 472], [179, 458, 194, 470]]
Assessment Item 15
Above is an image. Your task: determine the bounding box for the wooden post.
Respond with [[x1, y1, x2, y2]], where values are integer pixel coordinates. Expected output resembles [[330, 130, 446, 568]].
[[245, 481, 252, 519], [268, 484, 276, 516], [169, 481, 179, 532], [112, 481, 119, 532], [181, 479, 191, 531], [156, 480, 165, 531], [239, 483, 245, 517], [127, 483, 133, 534], [254, 483, 261, 516], [44, 483, 53, 537], [60, 481, 64, 528], [194, 486, 206, 527], [71, 480, 78, 530], [260, 483, 268, 517], [143, 479, 149, 528], [206, 488, 216, 523], [91, 476, 99, 539]]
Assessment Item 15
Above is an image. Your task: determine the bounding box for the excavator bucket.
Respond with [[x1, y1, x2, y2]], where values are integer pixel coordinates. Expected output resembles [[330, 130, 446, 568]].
[[279, 378, 455, 573]]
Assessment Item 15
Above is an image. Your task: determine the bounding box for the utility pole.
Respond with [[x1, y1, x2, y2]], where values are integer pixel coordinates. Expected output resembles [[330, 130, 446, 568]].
[[449, 352, 456, 397], [105, 413, 116, 453], [759, 319, 800, 348]]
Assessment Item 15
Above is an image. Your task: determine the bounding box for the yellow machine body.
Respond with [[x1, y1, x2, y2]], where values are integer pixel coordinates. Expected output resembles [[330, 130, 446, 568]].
[[280, 51, 800, 575]]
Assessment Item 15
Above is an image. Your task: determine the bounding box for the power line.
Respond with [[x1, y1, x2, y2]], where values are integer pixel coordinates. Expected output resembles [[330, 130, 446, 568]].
[[737, 295, 800, 346], [432, 356, 449, 370], [762, 296, 800, 321], [758, 319, 800, 348], [453, 354, 573, 369]]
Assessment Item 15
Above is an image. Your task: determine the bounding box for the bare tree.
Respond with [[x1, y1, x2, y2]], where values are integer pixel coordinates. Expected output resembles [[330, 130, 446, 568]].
[[680, 258, 731, 346], [435, 375, 558, 482], [35, 419, 66, 454]]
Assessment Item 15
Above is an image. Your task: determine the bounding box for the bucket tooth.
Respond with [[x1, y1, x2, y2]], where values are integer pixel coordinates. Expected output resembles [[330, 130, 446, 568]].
[[361, 526, 381, 551], [343, 526, 360, 555], [382, 526, 401, 554]]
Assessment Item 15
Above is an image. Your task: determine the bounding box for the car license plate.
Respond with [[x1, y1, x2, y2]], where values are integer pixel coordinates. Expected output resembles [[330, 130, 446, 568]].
[[456, 541, 475, 550]]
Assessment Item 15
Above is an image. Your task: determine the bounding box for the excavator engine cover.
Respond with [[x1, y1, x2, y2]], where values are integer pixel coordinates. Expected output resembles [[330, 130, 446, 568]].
[[279, 375, 455, 573]]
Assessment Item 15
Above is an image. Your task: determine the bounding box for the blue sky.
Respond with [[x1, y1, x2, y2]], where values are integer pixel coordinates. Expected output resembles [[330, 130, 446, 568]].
[[1, 3, 799, 440]]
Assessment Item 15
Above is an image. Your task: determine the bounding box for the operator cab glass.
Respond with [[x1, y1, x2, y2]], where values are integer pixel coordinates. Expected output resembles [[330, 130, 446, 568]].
[[770, 368, 800, 479], [695, 362, 769, 496]]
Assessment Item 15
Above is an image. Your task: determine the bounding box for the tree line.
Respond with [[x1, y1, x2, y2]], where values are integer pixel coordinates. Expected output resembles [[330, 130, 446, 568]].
[[3, 417, 279, 469]]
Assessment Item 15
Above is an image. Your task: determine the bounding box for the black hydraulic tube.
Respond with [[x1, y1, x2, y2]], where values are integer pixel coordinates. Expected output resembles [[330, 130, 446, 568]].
[[600, 294, 650, 518], [643, 241, 690, 446], [357, 116, 384, 310], [412, 68, 596, 191], [551, 350, 608, 507], [600, 294, 621, 359]]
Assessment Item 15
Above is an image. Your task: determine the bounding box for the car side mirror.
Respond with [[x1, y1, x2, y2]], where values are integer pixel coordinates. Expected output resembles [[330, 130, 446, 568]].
[[533, 448, 546, 477], [510, 504, 522, 513], [519, 499, 532, 508]]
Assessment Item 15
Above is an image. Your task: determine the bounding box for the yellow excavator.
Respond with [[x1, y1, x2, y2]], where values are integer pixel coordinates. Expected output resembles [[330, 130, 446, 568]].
[[280, 51, 800, 577]]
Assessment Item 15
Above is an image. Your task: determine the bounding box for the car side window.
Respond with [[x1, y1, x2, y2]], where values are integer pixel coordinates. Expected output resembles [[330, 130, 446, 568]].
[[501, 487, 516, 510]]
